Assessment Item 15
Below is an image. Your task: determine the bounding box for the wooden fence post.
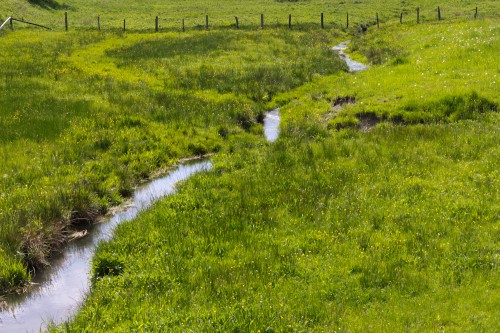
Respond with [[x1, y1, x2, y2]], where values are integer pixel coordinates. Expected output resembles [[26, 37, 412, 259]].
[[123, 19, 126, 32], [235, 16, 239, 29], [289, 14, 292, 28], [155, 16, 159, 32], [261, 14, 264, 28], [376, 13, 379, 28], [400, 12, 403, 24], [98, 16, 100, 31], [346, 12, 349, 28], [321, 13, 324, 29], [474, 7, 478, 19], [416, 7, 420, 24], [10, 17, 13, 30], [438, 6, 441, 20], [205, 15, 208, 30], [65, 12, 68, 31], [182, 18, 185, 31]]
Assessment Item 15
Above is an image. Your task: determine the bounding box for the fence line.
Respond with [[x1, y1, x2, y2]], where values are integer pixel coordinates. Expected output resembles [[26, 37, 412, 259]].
[[1, 17, 52, 32], [1, 6, 486, 34]]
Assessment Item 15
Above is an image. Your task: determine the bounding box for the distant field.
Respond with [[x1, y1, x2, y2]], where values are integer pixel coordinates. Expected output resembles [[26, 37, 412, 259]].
[[2, 0, 499, 31]]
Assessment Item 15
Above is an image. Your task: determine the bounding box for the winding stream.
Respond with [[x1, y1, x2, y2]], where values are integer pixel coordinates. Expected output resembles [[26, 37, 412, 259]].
[[0, 114, 282, 333], [0, 161, 212, 333], [0, 40, 369, 332]]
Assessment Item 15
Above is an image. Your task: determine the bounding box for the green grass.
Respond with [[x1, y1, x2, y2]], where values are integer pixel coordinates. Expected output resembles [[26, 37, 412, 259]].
[[51, 114, 499, 332], [0, 0, 499, 330], [272, 18, 499, 128], [0, 24, 345, 292]]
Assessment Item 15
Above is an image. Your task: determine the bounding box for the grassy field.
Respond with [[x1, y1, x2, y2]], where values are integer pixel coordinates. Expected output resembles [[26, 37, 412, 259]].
[[0, 0, 499, 331], [52, 116, 499, 332], [51, 17, 498, 333], [0, 11, 345, 293]]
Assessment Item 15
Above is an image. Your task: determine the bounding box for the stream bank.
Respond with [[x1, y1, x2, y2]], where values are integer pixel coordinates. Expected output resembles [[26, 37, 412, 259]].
[[332, 41, 369, 72], [0, 111, 283, 333]]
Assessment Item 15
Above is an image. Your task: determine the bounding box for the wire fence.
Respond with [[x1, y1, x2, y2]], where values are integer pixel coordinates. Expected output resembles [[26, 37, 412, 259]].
[[1, 6, 491, 33]]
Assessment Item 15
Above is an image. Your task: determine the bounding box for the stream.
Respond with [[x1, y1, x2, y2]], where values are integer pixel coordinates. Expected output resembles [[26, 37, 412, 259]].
[[0, 161, 212, 333], [332, 41, 369, 72], [0, 40, 368, 332], [263, 108, 280, 142], [0, 113, 282, 333]]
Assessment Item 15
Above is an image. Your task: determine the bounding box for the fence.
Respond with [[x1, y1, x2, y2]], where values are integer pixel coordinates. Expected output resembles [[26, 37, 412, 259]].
[[1, 6, 485, 33], [0, 16, 51, 32]]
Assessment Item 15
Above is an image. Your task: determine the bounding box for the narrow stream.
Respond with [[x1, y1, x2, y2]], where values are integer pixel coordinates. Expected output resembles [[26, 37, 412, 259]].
[[0, 112, 282, 333], [0, 161, 212, 333], [332, 41, 369, 72]]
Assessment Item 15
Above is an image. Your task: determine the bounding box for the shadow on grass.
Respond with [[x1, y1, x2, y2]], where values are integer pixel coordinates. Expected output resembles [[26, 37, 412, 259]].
[[106, 32, 237, 60], [28, 0, 71, 10]]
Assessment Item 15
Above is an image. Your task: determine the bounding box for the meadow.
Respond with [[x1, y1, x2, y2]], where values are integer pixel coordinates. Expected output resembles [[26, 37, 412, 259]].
[[0, 0, 499, 331], [52, 115, 499, 332], [0, 10, 346, 293]]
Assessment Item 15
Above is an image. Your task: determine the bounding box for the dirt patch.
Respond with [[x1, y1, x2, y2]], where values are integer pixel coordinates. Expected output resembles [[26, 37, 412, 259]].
[[323, 96, 357, 123], [329, 95, 356, 114], [356, 112, 383, 132], [0, 298, 7, 310], [333, 96, 356, 107]]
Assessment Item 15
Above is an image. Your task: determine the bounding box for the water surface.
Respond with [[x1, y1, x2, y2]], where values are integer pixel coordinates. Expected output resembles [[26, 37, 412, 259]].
[[263, 108, 280, 142]]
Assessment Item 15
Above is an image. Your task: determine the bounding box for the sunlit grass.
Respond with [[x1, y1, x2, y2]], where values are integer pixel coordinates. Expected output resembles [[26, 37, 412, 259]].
[[273, 18, 499, 128], [0, 27, 344, 291], [0, 0, 499, 329]]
